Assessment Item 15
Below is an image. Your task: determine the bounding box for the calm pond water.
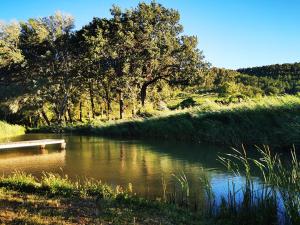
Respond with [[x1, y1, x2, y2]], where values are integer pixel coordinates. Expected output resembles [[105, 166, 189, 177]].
[[0, 133, 249, 198]]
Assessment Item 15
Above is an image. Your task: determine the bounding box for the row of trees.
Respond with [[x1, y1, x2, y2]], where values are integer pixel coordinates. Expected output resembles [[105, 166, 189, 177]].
[[0, 2, 208, 126]]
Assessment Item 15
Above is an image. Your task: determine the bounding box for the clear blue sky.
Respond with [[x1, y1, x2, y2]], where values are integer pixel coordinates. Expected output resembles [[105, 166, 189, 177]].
[[1, 0, 300, 69]]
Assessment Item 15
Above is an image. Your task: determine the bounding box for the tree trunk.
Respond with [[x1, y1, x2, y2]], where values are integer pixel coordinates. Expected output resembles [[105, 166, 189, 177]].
[[132, 99, 136, 117], [119, 91, 124, 119], [140, 83, 147, 107], [54, 108, 62, 124], [34, 115, 39, 128], [89, 82, 95, 119], [64, 112, 68, 124], [67, 107, 73, 123], [79, 101, 83, 122], [99, 103, 103, 117], [87, 111, 91, 122], [29, 116, 32, 127], [57, 94, 68, 125], [140, 77, 162, 107], [41, 110, 51, 126], [106, 100, 111, 120], [105, 90, 111, 120]]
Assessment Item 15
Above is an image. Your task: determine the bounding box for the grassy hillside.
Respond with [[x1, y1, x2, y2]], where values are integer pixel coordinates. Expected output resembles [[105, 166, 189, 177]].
[[35, 95, 300, 148], [0, 121, 25, 138]]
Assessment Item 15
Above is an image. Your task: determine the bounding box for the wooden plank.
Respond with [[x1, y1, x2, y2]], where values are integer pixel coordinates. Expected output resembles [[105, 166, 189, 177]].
[[0, 139, 66, 150]]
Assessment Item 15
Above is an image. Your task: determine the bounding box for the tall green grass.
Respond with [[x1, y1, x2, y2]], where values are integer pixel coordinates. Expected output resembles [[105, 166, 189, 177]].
[[217, 146, 300, 225], [168, 146, 299, 224], [0, 120, 25, 138], [0, 171, 123, 199]]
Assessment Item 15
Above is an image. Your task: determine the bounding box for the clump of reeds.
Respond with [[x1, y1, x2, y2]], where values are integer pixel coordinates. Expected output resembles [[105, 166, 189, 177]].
[[172, 172, 190, 207], [168, 146, 299, 224], [218, 145, 300, 225]]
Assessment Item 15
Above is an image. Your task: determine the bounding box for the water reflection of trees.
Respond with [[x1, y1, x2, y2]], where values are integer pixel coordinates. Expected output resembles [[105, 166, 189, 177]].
[[0, 135, 226, 198], [66, 137, 216, 198]]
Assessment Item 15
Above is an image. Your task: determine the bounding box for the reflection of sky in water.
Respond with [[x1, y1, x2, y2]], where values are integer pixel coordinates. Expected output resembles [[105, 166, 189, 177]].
[[211, 174, 246, 202], [211, 173, 286, 223], [0, 133, 287, 219]]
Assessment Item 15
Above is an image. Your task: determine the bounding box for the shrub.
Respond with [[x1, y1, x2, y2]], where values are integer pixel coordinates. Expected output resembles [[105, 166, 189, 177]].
[[176, 97, 197, 109]]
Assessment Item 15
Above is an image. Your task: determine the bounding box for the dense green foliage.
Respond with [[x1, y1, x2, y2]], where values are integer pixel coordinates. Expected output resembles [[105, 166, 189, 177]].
[[0, 120, 25, 138], [0, 2, 207, 126], [201, 66, 295, 97], [238, 62, 300, 94]]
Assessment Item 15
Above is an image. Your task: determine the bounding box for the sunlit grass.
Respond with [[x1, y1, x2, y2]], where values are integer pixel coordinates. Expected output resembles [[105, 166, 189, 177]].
[[0, 171, 39, 192], [0, 120, 25, 138], [41, 172, 76, 197]]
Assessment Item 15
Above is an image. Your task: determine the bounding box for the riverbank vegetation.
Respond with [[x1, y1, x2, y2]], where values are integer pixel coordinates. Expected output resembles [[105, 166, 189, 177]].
[[0, 120, 25, 138], [0, 177, 198, 224], [32, 95, 300, 148], [0, 147, 298, 224]]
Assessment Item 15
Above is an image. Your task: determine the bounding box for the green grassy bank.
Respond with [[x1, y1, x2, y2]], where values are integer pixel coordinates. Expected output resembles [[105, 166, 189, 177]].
[[0, 120, 25, 138], [33, 95, 300, 148], [0, 171, 200, 225]]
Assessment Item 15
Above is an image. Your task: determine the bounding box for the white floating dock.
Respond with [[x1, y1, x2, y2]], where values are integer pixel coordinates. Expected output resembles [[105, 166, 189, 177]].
[[0, 139, 66, 150]]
